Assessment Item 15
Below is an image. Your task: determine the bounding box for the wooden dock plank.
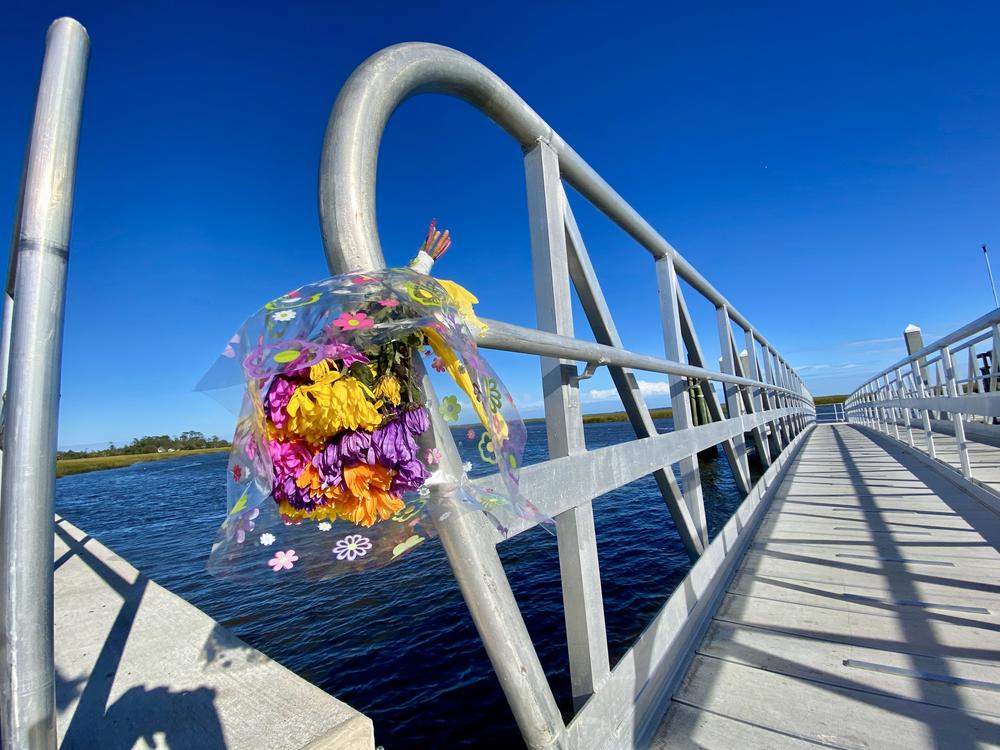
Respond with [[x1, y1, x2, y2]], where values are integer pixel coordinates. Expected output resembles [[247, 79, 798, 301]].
[[652, 424, 1000, 749]]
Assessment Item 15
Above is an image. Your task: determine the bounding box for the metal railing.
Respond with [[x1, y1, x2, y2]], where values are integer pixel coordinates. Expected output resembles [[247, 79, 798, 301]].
[[322, 43, 814, 748], [845, 309, 1000, 482], [814, 402, 847, 423], [0, 18, 89, 749]]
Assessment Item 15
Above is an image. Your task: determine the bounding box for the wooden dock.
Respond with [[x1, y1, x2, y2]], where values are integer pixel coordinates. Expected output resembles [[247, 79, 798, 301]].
[[654, 423, 1000, 749]]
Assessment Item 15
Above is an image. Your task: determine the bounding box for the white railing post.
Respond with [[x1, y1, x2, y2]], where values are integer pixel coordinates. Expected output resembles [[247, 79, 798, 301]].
[[940, 346, 972, 478], [524, 140, 610, 708], [762, 348, 788, 449], [910, 357, 937, 459], [717, 306, 750, 480], [656, 255, 709, 549], [883, 375, 900, 439], [894, 367, 914, 447], [991, 324, 1000, 395]]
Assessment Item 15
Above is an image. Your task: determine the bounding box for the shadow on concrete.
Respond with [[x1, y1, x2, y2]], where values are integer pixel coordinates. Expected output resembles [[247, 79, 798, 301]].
[[54, 522, 227, 750]]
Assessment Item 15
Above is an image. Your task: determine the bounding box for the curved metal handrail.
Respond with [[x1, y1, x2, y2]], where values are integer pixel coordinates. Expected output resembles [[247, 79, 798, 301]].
[[318, 42, 794, 365], [318, 44, 814, 748]]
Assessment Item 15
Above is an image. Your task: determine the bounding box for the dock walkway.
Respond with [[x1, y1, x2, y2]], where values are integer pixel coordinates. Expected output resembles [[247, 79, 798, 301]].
[[53, 517, 374, 750], [655, 424, 1000, 749]]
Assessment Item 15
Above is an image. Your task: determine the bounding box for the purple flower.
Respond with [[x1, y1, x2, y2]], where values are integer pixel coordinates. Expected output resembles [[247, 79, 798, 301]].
[[273, 473, 322, 510], [339, 430, 376, 464], [312, 444, 344, 489], [402, 407, 429, 436], [313, 429, 379, 489], [266, 376, 299, 429], [324, 342, 370, 368], [372, 420, 418, 465], [391, 458, 430, 494]]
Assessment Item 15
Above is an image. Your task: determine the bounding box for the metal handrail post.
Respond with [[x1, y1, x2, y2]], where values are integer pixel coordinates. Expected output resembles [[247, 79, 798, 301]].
[[716, 306, 750, 479], [0, 18, 88, 749], [895, 367, 914, 447], [910, 357, 936, 459], [884, 376, 900, 439], [941, 346, 972, 478], [524, 140, 611, 708]]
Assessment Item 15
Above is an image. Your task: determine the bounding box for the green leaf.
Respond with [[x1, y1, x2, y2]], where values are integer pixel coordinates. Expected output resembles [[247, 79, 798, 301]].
[[228, 492, 248, 516]]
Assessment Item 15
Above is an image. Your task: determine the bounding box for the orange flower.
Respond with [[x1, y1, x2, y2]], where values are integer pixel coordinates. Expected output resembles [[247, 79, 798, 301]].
[[341, 463, 404, 527], [295, 464, 345, 503]]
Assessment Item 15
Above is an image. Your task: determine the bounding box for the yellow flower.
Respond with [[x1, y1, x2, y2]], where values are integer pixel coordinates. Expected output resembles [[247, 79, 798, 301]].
[[374, 374, 402, 406], [284, 361, 382, 443], [277, 500, 340, 522], [438, 279, 487, 334]]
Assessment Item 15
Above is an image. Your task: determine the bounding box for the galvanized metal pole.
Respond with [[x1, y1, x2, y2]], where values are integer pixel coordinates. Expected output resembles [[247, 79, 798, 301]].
[[911, 357, 936, 459], [895, 368, 914, 447], [0, 158, 27, 495], [716, 306, 750, 480], [941, 346, 972, 478], [656, 255, 708, 548], [983, 244, 999, 309], [0, 18, 88, 750], [524, 140, 610, 708]]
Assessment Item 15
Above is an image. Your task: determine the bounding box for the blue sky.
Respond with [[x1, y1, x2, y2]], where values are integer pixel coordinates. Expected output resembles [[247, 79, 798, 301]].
[[2, 1, 998, 448]]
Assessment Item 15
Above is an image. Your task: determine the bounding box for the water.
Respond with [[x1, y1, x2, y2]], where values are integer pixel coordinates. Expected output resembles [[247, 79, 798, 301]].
[[56, 419, 750, 748]]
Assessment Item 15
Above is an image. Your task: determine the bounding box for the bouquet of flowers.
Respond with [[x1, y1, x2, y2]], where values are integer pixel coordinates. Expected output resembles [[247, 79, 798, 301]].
[[198, 224, 541, 578]]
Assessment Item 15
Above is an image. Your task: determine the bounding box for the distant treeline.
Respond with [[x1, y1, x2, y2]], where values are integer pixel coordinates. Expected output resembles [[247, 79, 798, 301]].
[[813, 395, 847, 405], [57, 430, 229, 460]]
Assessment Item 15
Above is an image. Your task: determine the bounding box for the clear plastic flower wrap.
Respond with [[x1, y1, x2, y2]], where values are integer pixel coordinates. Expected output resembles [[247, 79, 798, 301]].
[[197, 259, 545, 579]]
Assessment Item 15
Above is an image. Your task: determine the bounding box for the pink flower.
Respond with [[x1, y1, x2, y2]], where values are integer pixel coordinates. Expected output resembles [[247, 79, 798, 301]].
[[351, 275, 375, 285], [268, 549, 298, 571], [431, 356, 446, 373], [425, 448, 442, 465], [466, 429, 476, 440], [378, 298, 399, 308], [332, 311, 374, 331]]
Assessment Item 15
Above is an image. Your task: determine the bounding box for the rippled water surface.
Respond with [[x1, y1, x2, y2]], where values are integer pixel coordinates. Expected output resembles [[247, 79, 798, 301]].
[[56, 419, 750, 749]]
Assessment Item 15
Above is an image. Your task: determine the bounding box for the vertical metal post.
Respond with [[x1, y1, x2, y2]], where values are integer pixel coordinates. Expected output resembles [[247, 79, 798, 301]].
[[934, 359, 949, 421], [941, 346, 972, 478], [524, 140, 610, 708], [779, 359, 798, 437], [762, 347, 788, 448], [560, 190, 699, 558], [874, 381, 888, 433], [672, 285, 751, 495], [656, 255, 708, 548], [0, 18, 89, 750], [910, 357, 936, 460], [992, 324, 1000, 394], [895, 368, 914, 446], [967, 347, 977, 396], [716, 306, 750, 480], [0, 158, 28, 495], [884, 376, 900, 439], [733, 333, 771, 468], [749, 336, 781, 457]]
